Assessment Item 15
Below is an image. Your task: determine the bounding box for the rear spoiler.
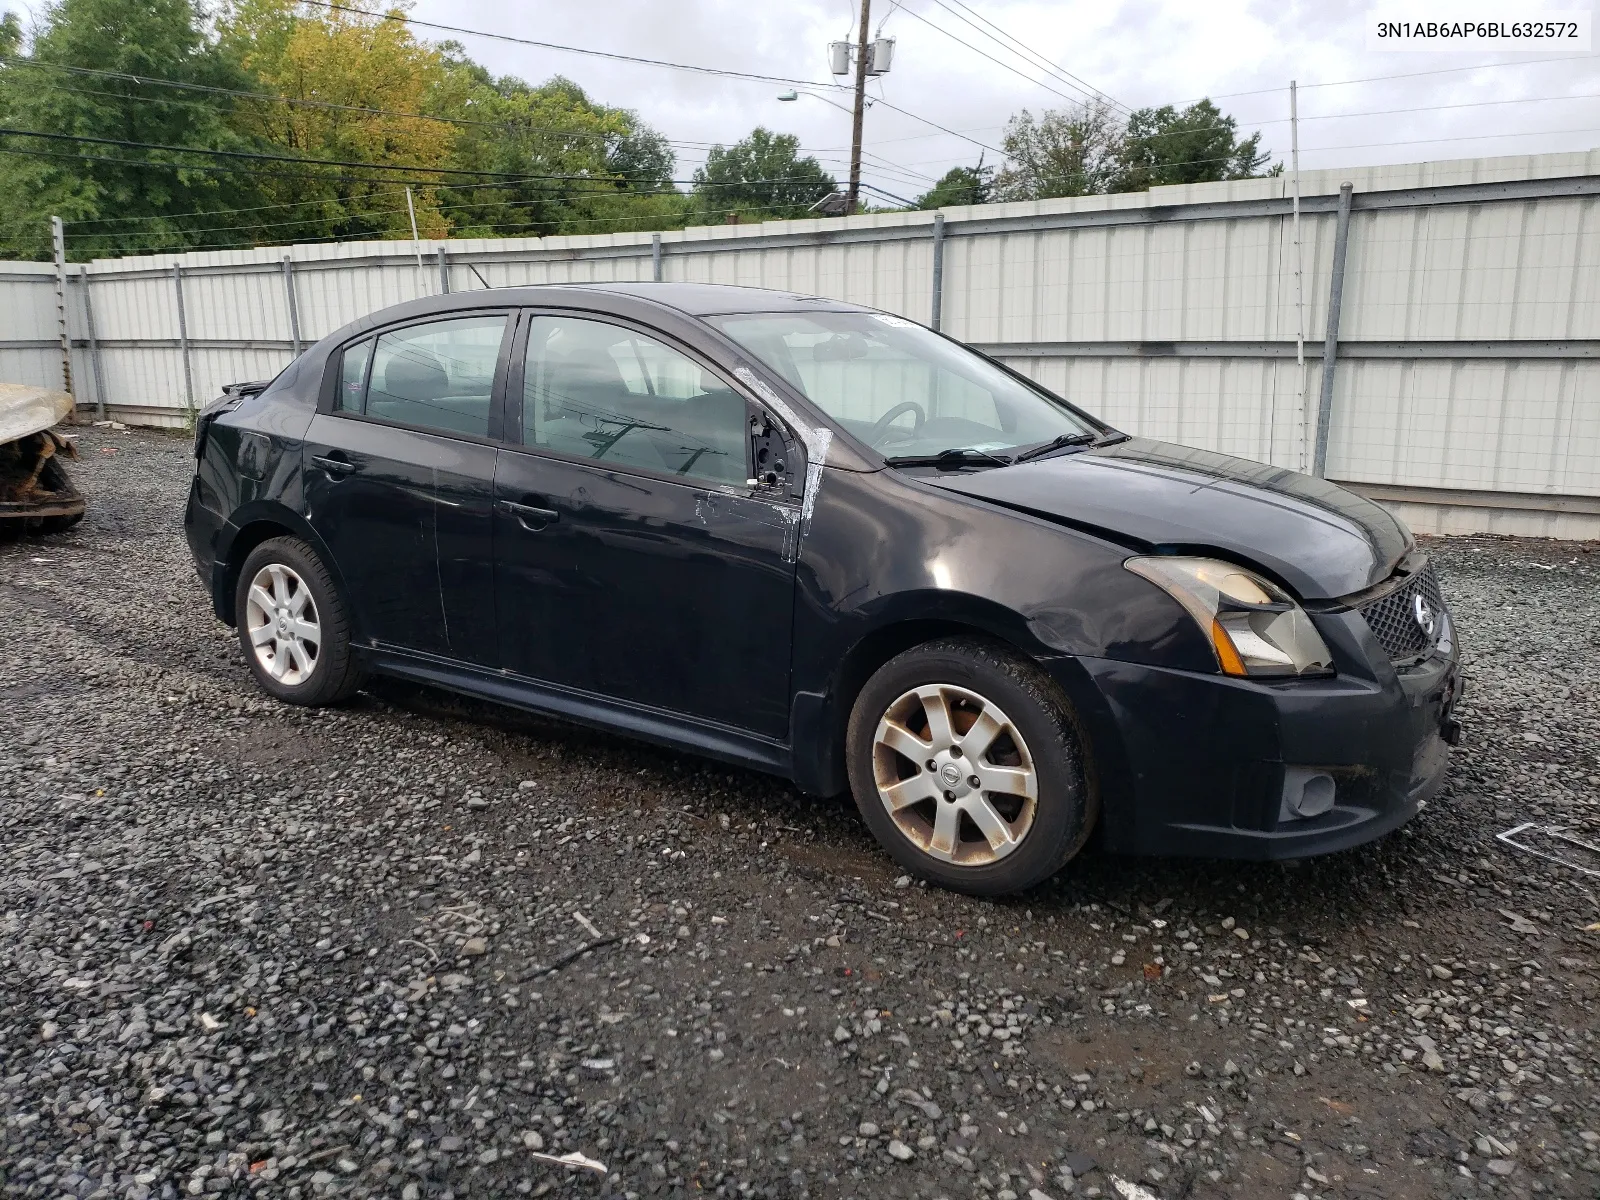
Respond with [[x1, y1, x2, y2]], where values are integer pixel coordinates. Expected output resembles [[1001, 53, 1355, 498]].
[[194, 380, 272, 458]]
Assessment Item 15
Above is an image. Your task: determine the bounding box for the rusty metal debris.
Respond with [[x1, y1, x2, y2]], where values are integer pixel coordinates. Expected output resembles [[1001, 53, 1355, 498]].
[[0, 385, 85, 534]]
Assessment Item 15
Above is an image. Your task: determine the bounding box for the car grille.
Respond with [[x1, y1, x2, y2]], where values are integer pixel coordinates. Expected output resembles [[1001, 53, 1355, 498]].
[[1358, 564, 1445, 662]]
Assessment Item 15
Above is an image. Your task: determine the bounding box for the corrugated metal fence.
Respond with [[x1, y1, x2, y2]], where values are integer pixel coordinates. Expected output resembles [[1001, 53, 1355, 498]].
[[4, 149, 1598, 537]]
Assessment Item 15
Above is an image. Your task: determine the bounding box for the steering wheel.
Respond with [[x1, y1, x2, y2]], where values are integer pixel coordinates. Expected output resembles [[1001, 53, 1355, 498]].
[[867, 401, 926, 446]]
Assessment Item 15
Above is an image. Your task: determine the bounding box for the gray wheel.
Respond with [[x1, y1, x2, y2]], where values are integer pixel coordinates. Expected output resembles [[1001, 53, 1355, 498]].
[[871, 684, 1039, 867], [847, 637, 1094, 895], [244, 562, 322, 686], [235, 536, 363, 706]]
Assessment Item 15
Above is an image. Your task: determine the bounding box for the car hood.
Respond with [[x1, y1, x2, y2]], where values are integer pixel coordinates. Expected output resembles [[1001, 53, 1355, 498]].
[[919, 437, 1411, 599]]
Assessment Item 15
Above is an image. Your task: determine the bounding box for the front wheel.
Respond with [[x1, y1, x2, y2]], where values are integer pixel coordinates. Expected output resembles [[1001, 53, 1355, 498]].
[[234, 536, 363, 706], [845, 637, 1095, 895]]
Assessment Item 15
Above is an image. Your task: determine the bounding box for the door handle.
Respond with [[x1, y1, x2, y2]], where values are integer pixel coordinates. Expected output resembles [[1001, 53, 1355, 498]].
[[499, 499, 560, 529], [312, 454, 359, 476]]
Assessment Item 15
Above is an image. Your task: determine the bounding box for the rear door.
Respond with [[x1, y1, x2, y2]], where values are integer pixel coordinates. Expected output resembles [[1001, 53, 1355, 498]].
[[492, 311, 800, 739], [302, 311, 512, 662]]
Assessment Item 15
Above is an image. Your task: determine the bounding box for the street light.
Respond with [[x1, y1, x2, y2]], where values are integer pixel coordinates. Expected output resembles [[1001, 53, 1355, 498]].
[[776, 89, 870, 116], [777, 90, 889, 216]]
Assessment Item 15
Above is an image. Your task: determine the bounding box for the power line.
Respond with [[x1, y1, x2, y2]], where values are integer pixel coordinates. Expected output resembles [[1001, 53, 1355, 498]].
[[1188, 53, 1598, 105], [868, 90, 1600, 164], [0, 141, 496, 189], [56, 197, 887, 257], [0, 140, 878, 239], [869, 96, 1005, 157], [303, 1, 851, 93], [0, 55, 721, 153], [0, 10, 995, 191], [859, 181, 920, 206], [0, 125, 638, 181], [296, 1, 995, 167], [929, 0, 1132, 114], [891, 4, 1116, 112], [10, 59, 943, 189]]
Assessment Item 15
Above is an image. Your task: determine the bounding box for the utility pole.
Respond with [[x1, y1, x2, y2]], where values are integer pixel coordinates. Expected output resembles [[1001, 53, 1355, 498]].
[[847, 0, 871, 215]]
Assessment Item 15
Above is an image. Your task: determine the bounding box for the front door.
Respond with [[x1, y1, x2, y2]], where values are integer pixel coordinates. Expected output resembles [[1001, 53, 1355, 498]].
[[493, 312, 798, 740], [302, 311, 511, 661]]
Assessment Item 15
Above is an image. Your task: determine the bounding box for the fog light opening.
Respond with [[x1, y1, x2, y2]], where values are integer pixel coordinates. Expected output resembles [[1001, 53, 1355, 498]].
[[1280, 768, 1336, 822]]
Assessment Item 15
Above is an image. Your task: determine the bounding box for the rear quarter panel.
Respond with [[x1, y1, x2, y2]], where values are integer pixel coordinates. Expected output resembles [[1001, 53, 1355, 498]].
[[187, 357, 327, 623]]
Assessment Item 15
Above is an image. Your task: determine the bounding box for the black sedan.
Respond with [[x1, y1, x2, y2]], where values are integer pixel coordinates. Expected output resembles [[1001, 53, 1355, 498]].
[[184, 283, 1462, 895]]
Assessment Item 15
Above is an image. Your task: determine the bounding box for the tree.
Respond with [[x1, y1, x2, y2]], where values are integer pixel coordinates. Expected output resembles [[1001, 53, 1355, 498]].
[[690, 128, 835, 222], [218, 0, 457, 242], [604, 118, 674, 193], [915, 162, 994, 209], [991, 101, 1123, 201], [437, 66, 682, 238], [0, 0, 263, 259], [0, 11, 21, 58], [1113, 99, 1273, 191]]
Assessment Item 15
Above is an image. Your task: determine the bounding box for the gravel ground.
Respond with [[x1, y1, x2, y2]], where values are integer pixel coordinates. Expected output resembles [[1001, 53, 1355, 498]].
[[3, 426, 1599, 1200]]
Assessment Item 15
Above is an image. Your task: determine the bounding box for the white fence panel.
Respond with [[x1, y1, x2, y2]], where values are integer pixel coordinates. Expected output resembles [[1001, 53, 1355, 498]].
[[4, 150, 1599, 533]]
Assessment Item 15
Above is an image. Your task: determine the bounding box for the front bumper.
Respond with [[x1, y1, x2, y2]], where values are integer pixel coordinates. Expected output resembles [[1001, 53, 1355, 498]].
[[1051, 609, 1461, 860]]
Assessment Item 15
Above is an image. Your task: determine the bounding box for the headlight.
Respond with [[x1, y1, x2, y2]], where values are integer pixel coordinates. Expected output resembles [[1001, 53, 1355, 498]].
[[1125, 556, 1334, 678]]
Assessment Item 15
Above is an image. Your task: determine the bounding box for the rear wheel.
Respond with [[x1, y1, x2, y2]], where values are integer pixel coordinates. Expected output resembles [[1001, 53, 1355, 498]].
[[846, 637, 1094, 895], [234, 536, 363, 706]]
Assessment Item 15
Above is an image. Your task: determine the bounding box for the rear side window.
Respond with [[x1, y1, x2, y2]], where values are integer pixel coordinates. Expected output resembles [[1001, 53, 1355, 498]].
[[337, 338, 373, 413], [340, 315, 507, 437]]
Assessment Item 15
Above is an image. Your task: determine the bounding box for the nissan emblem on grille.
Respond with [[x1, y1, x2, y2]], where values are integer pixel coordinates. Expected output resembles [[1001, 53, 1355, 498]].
[[1358, 564, 1446, 663], [1413, 593, 1436, 637]]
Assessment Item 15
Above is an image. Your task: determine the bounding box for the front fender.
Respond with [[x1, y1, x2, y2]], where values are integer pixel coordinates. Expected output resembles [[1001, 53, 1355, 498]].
[[785, 466, 1219, 794]]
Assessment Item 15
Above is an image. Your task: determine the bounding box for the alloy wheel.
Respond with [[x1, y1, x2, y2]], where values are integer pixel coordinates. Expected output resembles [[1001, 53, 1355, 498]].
[[244, 562, 321, 686], [871, 683, 1039, 866]]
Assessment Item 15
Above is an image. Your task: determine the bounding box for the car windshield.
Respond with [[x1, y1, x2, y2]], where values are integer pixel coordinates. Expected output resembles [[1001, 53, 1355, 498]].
[[706, 310, 1097, 461]]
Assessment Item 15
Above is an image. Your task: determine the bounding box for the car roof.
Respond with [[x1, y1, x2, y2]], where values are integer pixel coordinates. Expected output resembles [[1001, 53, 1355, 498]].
[[311, 282, 881, 364], [573, 282, 869, 316], [436, 282, 870, 318]]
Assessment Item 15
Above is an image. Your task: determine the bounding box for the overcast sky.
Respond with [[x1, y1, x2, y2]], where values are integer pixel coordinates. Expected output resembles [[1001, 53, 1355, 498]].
[[11, 0, 1600, 200], [400, 0, 1599, 200]]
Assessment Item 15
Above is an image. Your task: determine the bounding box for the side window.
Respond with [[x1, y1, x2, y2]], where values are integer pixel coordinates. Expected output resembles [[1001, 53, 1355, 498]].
[[522, 315, 748, 486], [337, 337, 373, 413], [364, 315, 508, 437]]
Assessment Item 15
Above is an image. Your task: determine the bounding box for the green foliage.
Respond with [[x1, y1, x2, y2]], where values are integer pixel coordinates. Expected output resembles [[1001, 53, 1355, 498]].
[[0, 0, 265, 259], [0, 11, 21, 59], [993, 101, 1123, 201], [992, 98, 1275, 203], [690, 127, 836, 222], [436, 71, 682, 239], [0, 1, 1273, 261], [0, 0, 688, 259], [1115, 99, 1272, 190], [915, 163, 994, 209]]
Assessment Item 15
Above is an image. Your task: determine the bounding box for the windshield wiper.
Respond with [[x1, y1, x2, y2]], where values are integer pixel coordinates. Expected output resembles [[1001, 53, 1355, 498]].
[[1011, 431, 1101, 463], [884, 447, 1014, 469]]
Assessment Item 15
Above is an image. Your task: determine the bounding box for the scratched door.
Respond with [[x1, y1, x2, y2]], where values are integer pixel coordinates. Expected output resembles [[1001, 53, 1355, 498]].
[[491, 312, 799, 739]]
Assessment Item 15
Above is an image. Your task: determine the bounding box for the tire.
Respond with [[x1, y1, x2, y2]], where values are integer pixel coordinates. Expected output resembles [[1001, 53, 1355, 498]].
[[845, 637, 1095, 896], [234, 536, 363, 706]]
